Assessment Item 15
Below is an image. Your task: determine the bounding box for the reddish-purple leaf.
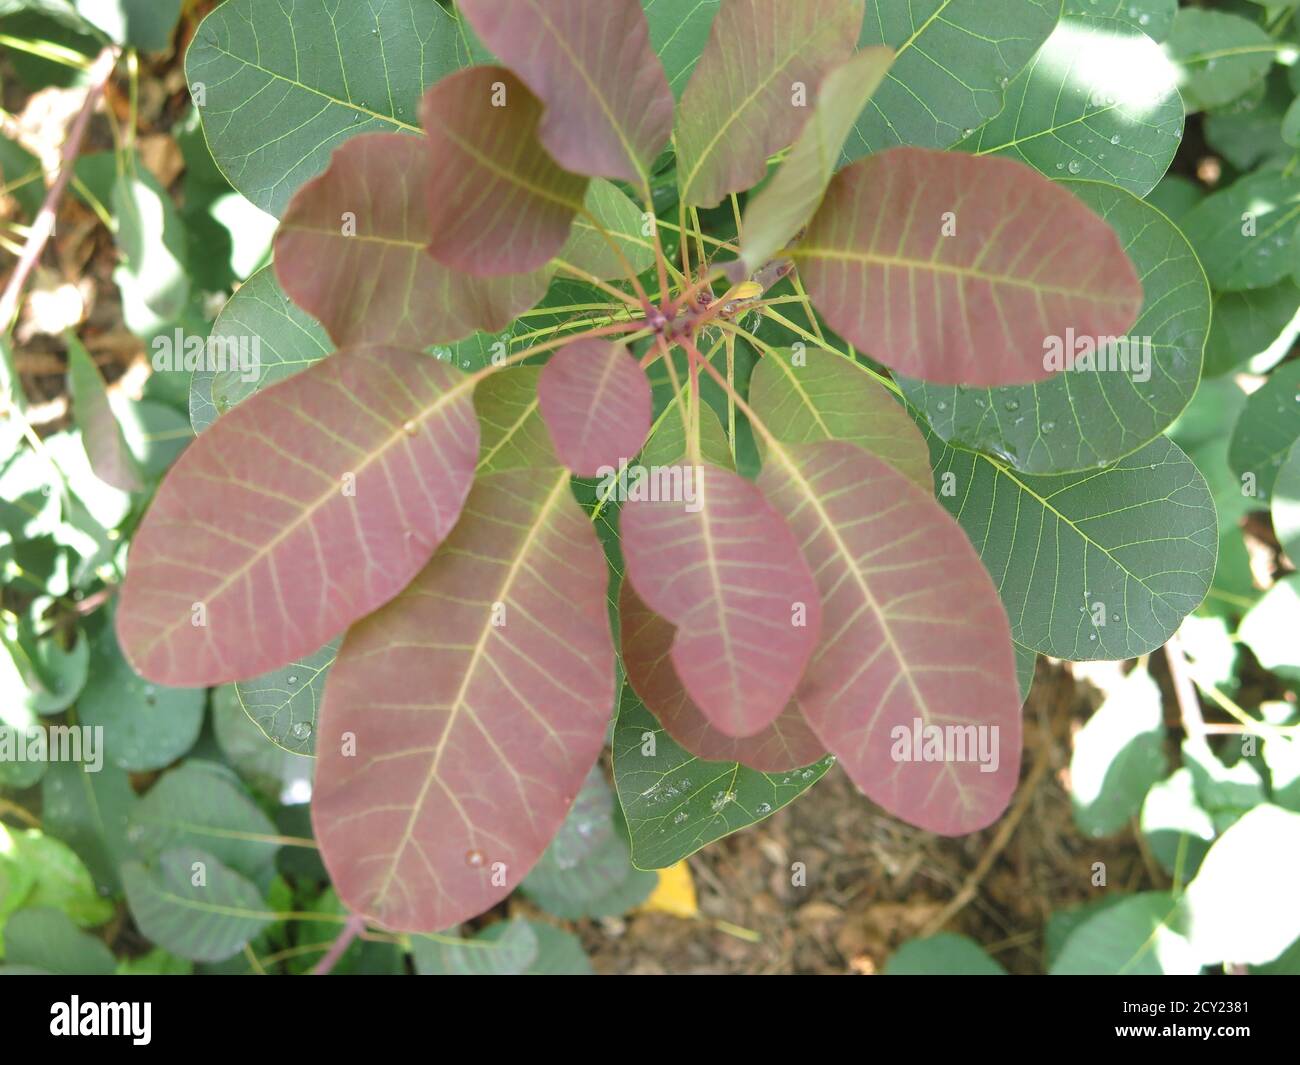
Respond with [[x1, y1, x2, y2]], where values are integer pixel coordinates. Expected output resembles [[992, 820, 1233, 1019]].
[[117, 347, 478, 687], [421, 66, 589, 276], [795, 148, 1144, 387], [537, 338, 652, 476], [620, 463, 821, 738], [274, 132, 549, 347], [312, 469, 614, 932], [757, 440, 1022, 834], [458, 0, 673, 185], [620, 580, 825, 772], [675, 0, 863, 207], [66, 334, 143, 493]]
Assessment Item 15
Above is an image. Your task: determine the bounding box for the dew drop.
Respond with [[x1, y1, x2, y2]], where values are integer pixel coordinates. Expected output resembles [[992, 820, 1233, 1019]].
[[465, 849, 485, 868], [1111, 613, 1120, 622], [1041, 420, 1056, 433], [402, 420, 418, 435], [673, 811, 688, 824], [935, 400, 948, 412], [1067, 160, 1082, 174], [288, 674, 298, 685], [756, 802, 772, 815], [1089, 633, 1098, 642], [1004, 399, 1020, 412], [291, 721, 312, 740], [1110, 134, 1121, 146]]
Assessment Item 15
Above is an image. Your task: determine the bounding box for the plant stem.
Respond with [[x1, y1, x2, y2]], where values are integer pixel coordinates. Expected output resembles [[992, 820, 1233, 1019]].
[[310, 912, 367, 975], [0, 46, 118, 336]]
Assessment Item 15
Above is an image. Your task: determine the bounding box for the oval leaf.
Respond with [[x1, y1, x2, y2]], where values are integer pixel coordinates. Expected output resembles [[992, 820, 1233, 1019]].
[[118, 347, 479, 686], [796, 147, 1144, 386], [275, 132, 550, 347], [927, 433, 1217, 661], [421, 66, 588, 276], [675, 0, 863, 207], [538, 339, 653, 476], [620, 463, 821, 738], [458, 0, 673, 184], [758, 440, 1022, 834], [313, 470, 614, 932], [748, 345, 931, 490], [897, 180, 1209, 475], [620, 580, 826, 772], [738, 46, 894, 274]]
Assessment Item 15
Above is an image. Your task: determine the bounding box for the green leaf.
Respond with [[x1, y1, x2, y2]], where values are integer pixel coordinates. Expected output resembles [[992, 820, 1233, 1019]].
[[613, 681, 832, 869], [1140, 768, 1215, 877], [0, 131, 44, 218], [900, 181, 1209, 475], [77, 609, 204, 772], [75, 0, 180, 50], [116, 947, 193, 975], [883, 932, 1006, 975], [675, 0, 862, 207], [561, 180, 657, 282], [520, 768, 656, 918], [926, 434, 1217, 661], [1163, 7, 1275, 113], [1181, 170, 1300, 292], [474, 367, 559, 474], [122, 846, 271, 963], [0, 826, 112, 927], [41, 758, 136, 894], [1274, 438, 1300, 564], [1069, 667, 1168, 837], [642, 0, 719, 99], [844, 0, 1060, 158], [189, 265, 334, 434], [232, 641, 337, 756], [1206, 69, 1291, 170], [1063, 0, 1174, 41], [129, 761, 281, 882], [1181, 804, 1300, 966], [212, 685, 314, 805], [1049, 891, 1198, 974], [1146, 174, 1203, 222], [112, 166, 190, 337], [1183, 738, 1265, 833], [411, 919, 539, 975], [1229, 359, 1300, 502], [1239, 577, 1300, 679], [1204, 284, 1300, 379], [1, 908, 114, 975], [961, 15, 1182, 198], [66, 332, 143, 492], [185, 0, 464, 217]]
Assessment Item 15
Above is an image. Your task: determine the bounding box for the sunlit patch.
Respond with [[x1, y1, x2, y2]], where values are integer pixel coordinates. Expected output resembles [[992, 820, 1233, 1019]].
[[1037, 18, 1182, 119]]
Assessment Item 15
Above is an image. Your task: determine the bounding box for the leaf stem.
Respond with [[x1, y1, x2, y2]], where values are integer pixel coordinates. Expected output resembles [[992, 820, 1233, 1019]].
[[310, 912, 367, 975]]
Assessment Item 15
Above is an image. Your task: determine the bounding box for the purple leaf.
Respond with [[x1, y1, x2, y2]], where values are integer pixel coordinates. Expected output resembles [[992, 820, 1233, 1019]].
[[538, 338, 652, 476], [758, 441, 1023, 834], [274, 132, 549, 347], [620, 463, 821, 738], [312, 469, 614, 931], [620, 580, 825, 772], [795, 147, 1144, 386], [458, 0, 673, 185], [421, 66, 589, 276], [117, 347, 478, 686], [675, 0, 863, 207]]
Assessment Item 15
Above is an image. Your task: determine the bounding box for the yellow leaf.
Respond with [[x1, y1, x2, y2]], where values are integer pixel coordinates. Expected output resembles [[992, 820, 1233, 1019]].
[[730, 280, 763, 301], [637, 860, 697, 919]]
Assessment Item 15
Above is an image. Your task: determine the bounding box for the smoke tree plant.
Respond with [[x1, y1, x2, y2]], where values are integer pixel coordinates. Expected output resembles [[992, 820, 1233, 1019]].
[[114, 0, 1217, 935]]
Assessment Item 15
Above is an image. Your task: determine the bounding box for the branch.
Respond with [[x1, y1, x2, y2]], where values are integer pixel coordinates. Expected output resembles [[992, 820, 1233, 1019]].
[[0, 46, 118, 335]]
